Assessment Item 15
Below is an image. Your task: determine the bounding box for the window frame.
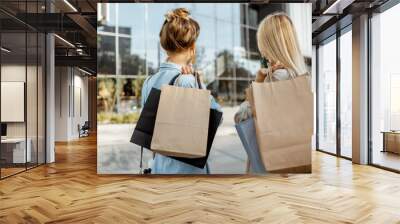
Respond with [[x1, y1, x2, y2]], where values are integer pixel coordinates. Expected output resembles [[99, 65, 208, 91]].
[[315, 24, 353, 160]]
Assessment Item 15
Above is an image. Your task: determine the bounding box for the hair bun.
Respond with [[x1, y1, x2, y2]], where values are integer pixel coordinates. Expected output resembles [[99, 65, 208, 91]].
[[165, 8, 190, 22]]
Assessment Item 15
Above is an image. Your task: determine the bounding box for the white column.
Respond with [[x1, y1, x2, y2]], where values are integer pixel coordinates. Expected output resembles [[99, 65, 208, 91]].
[[352, 14, 369, 164], [46, 33, 55, 163]]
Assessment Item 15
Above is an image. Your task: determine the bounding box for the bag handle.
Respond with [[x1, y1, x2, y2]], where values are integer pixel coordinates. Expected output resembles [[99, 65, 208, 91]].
[[168, 72, 202, 89], [139, 146, 143, 174], [263, 68, 309, 93], [168, 74, 181, 85]]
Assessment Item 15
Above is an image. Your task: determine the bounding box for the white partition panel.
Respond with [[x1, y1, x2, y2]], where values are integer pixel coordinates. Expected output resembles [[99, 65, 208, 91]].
[[1, 82, 25, 122]]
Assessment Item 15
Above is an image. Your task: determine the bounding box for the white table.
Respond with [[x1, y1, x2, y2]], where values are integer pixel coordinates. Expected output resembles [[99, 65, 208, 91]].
[[1, 138, 31, 163]]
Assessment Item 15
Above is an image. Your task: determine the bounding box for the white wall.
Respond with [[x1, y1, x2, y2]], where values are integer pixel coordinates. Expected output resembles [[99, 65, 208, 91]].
[[71, 73, 89, 138], [55, 66, 69, 141], [1, 65, 34, 138], [54, 67, 89, 141]]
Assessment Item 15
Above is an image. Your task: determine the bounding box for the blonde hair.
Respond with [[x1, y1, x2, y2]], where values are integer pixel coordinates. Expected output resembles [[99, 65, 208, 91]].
[[257, 12, 306, 77], [159, 8, 200, 53]]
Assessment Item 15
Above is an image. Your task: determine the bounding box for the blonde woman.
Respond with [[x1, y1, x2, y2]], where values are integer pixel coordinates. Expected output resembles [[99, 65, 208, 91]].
[[235, 12, 307, 123], [141, 8, 221, 174]]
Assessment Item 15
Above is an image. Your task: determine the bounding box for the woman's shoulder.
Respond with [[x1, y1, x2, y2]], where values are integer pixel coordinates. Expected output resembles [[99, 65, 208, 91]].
[[175, 74, 197, 88], [272, 69, 291, 81]]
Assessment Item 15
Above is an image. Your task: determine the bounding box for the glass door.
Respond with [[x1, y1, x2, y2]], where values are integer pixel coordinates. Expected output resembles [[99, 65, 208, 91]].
[[317, 36, 337, 154], [0, 1, 46, 179], [1, 30, 28, 178], [370, 3, 400, 171]]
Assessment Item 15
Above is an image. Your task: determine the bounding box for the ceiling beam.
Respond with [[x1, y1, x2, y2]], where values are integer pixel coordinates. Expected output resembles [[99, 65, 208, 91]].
[[322, 0, 356, 14], [55, 55, 96, 72]]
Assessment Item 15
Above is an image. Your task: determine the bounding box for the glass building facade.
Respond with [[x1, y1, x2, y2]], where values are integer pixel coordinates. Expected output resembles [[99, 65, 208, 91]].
[[97, 3, 304, 119]]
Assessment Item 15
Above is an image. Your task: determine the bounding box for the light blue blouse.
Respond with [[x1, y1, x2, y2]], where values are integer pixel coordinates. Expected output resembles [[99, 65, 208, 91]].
[[141, 62, 221, 174]]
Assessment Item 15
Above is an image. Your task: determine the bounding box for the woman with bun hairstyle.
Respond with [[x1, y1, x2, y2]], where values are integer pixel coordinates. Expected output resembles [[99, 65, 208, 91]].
[[141, 8, 221, 174], [235, 12, 307, 123]]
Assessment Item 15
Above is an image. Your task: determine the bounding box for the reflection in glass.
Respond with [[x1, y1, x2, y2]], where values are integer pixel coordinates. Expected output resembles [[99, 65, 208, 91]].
[[248, 29, 258, 53], [0, 1, 46, 179], [216, 4, 232, 21], [38, 33, 46, 165], [98, 35, 116, 75], [27, 31, 38, 169], [120, 37, 146, 76], [1, 31, 27, 177], [248, 7, 258, 28], [217, 21, 234, 52], [318, 38, 337, 154], [98, 3, 263, 109], [193, 3, 215, 17], [96, 3, 308, 111]]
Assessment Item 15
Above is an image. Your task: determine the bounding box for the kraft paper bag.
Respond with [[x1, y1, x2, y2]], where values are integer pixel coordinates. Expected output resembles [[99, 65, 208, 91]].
[[250, 74, 313, 173], [151, 85, 211, 158], [171, 109, 223, 168]]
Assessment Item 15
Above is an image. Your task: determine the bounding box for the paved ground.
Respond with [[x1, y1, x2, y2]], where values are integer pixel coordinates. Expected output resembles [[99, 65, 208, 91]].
[[97, 106, 248, 174]]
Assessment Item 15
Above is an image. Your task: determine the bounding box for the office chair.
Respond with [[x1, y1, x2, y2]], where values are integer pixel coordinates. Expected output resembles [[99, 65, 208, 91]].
[[79, 121, 90, 138]]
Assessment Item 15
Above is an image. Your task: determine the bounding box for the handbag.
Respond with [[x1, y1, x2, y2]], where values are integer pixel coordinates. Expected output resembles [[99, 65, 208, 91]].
[[235, 118, 266, 174], [131, 73, 221, 169], [130, 83, 163, 150], [130, 74, 178, 173]]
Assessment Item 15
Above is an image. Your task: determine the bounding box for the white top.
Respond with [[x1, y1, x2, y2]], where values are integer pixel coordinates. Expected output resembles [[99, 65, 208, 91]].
[[270, 69, 291, 81]]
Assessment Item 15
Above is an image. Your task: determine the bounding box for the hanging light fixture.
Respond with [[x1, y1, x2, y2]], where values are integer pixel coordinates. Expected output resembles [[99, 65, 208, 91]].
[[1, 47, 11, 53], [63, 0, 78, 12], [54, 34, 75, 48]]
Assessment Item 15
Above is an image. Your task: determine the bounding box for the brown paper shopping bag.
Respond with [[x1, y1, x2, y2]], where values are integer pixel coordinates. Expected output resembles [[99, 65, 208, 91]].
[[151, 79, 211, 158], [251, 74, 313, 173]]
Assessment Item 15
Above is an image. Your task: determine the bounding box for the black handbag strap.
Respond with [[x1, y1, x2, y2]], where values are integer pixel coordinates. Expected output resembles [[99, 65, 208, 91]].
[[168, 74, 180, 85], [168, 72, 202, 89], [139, 146, 143, 174]]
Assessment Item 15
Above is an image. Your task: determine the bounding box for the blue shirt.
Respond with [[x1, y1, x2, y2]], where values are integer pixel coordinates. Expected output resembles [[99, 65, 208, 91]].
[[141, 62, 221, 174]]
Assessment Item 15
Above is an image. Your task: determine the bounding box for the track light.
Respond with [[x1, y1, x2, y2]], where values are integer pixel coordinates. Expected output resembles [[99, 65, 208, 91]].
[[78, 67, 93, 76], [1, 47, 11, 53], [63, 0, 78, 12], [54, 34, 75, 48], [323, 0, 354, 15]]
